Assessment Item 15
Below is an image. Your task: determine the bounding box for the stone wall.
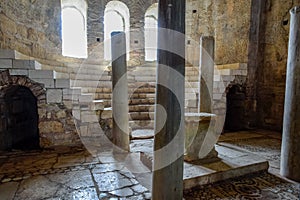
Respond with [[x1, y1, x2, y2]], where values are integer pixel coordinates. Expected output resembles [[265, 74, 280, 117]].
[[0, 70, 81, 148], [0, 0, 61, 61], [186, 0, 251, 65], [0, 0, 296, 132], [0, 0, 158, 64], [255, 0, 300, 131]]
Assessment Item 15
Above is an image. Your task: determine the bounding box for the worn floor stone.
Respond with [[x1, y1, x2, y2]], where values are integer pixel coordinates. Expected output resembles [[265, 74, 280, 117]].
[[0, 145, 151, 200], [0, 130, 298, 199]]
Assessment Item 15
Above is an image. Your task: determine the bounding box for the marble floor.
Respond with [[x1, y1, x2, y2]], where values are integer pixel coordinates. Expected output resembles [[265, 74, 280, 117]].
[[0, 129, 299, 199]]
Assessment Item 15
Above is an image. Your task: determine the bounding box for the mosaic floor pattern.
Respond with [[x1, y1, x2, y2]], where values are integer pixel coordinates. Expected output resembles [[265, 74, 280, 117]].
[[184, 172, 300, 200]]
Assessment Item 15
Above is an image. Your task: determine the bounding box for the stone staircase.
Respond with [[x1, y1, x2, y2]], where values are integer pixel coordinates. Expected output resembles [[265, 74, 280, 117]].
[[0, 48, 248, 138], [0, 49, 112, 147]]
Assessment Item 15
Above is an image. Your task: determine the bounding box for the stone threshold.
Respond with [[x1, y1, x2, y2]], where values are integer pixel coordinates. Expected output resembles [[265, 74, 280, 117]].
[[139, 143, 269, 191]]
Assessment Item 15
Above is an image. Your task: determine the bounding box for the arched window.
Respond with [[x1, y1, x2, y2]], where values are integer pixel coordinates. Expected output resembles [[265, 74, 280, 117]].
[[104, 1, 130, 61], [145, 3, 158, 61], [61, 0, 87, 58]]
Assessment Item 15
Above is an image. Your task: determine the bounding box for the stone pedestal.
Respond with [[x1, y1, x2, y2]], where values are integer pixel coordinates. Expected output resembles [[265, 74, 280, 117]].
[[280, 6, 300, 183], [184, 113, 219, 163], [111, 32, 130, 153]]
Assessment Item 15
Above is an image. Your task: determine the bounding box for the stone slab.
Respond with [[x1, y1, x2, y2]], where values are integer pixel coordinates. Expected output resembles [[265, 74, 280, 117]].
[[79, 94, 93, 103], [55, 79, 70, 88], [0, 59, 12, 68], [135, 140, 269, 191], [9, 69, 29, 76], [91, 100, 105, 111], [31, 78, 55, 88], [0, 182, 19, 200], [46, 89, 63, 103], [29, 70, 55, 79], [0, 49, 16, 59], [13, 60, 40, 69], [63, 88, 82, 95]]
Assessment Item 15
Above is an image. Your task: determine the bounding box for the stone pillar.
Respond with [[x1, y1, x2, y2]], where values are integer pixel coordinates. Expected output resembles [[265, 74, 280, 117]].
[[198, 36, 215, 113], [152, 0, 185, 199], [111, 31, 130, 153], [280, 6, 300, 183]]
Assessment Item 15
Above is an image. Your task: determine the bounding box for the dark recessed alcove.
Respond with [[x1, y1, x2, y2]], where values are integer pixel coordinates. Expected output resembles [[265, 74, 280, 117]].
[[224, 85, 246, 132], [0, 86, 40, 151]]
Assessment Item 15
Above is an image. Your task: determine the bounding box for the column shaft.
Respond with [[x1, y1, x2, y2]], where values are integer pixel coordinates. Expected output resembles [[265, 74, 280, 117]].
[[280, 6, 300, 182], [111, 31, 130, 152], [152, 0, 186, 199]]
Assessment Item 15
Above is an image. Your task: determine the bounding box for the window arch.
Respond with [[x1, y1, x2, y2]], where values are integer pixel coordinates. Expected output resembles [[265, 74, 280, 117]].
[[145, 3, 158, 61], [61, 0, 87, 58], [104, 1, 130, 61]]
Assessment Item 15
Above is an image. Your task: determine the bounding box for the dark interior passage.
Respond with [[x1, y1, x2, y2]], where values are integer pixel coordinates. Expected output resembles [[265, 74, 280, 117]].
[[0, 86, 39, 151]]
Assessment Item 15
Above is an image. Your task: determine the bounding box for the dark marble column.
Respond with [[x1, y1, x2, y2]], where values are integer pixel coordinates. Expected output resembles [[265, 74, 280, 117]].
[[280, 6, 300, 183], [152, 0, 186, 199], [111, 31, 130, 153]]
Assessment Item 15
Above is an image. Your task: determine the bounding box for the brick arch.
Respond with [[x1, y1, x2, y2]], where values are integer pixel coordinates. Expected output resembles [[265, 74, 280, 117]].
[[0, 70, 46, 103], [87, 0, 158, 63]]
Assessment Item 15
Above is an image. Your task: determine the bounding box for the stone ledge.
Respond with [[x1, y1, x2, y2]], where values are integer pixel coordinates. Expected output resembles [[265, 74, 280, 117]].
[[138, 143, 269, 190]]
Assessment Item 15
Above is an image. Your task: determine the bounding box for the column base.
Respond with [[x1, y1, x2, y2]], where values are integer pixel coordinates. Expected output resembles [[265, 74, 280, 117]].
[[184, 147, 220, 164]]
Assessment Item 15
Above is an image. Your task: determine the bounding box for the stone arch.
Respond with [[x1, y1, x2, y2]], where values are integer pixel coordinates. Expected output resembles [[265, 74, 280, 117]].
[[0, 70, 46, 103], [93, 0, 158, 63], [104, 0, 130, 61], [0, 70, 45, 150]]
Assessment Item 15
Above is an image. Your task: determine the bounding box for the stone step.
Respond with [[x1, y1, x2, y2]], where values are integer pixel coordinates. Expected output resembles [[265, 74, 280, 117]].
[[0, 59, 41, 70], [64, 62, 109, 71], [41, 64, 109, 76], [79, 94, 94, 103], [55, 79, 71, 89], [93, 93, 112, 100], [29, 69, 56, 79], [129, 98, 155, 105], [129, 120, 155, 130], [129, 87, 155, 94], [128, 82, 156, 89], [0, 49, 30, 59], [91, 100, 105, 111], [129, 112, 154, 120], [129, 93, 156, 99], [81, 87, 112, 94], [69, 73, 111, 81], [70, 80, 112, 88], [129, 105, 155, 112], [128, 82, 157, 89], [63, 88, 82, 95], [134, 76, 156, 82]]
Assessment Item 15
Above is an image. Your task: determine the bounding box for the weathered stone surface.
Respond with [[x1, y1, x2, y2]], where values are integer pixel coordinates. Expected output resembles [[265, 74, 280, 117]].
[[110, 187, 134, 197], [39, 121, 64, 134], [185, 113, 218, 162], [93, 171, 134, 192]]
